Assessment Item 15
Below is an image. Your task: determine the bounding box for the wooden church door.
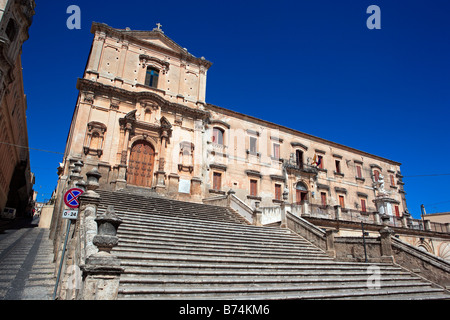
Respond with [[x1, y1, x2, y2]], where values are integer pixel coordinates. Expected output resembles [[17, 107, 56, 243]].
[[127, 141, 155, 188]]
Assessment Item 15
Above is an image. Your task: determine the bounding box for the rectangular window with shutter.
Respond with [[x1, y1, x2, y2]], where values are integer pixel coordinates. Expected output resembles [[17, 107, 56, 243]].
[[356, 165, 362, 178], [318, 155, 324, 169], [339, 195, 345, 209], [361, 198, 367, 212], [394, 205, 400, 217], [321, 192, 327, 206], [275, 184, 282, 200], [390, 174, 396, 186], [273, 143, 280, 159], [250, 137, 257, 153], [250, 179, 258, 196], [335, 160, 341, 174], [213, 172, 222, 191]]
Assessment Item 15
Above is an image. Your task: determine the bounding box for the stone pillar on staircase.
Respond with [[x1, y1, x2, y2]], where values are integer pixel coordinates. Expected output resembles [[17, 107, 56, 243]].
[[280, 190, 289, 229], [80, 169, 102, 261], [325, 229, 337, 259], [254, 202, 262, 227], [155, 129, 170, 193], [81, 205, 123, 300], [379, 226, 395, 263]]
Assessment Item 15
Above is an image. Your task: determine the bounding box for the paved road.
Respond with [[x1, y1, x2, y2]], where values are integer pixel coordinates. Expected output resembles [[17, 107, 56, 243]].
[[0, 217, 56, 300]]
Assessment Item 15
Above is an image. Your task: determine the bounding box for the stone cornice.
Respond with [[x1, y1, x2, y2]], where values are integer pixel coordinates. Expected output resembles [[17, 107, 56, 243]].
[[291, 142, 308, 150], [77, 78, 210, 120], [90, 22, 213, 69]]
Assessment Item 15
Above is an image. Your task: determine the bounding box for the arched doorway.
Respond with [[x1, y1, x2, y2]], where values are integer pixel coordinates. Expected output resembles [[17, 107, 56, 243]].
[[127, 140, 155, 188], [296, 181, 309, 205]]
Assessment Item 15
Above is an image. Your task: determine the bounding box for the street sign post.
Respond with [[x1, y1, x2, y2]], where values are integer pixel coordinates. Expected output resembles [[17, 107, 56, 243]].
[[63, 188, 84, 209], [62, 209, 78, 220], [54, 188, 84, 299]]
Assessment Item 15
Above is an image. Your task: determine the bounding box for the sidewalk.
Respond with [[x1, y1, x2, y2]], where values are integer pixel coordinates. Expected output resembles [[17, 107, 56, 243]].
[[0, 217, 56, 300]]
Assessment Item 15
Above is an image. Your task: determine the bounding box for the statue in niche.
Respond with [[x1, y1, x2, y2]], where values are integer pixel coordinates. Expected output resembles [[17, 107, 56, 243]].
[[375, 174, 389, 196]]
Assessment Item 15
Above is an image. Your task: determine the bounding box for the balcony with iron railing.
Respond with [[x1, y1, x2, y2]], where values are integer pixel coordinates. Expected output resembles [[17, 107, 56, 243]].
[[260, 201, 450, 234], [283, 160, 319, 176]]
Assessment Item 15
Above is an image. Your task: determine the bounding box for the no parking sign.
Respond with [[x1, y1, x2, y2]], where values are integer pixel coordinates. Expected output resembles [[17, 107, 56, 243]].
[[64, 188, 84, 209]]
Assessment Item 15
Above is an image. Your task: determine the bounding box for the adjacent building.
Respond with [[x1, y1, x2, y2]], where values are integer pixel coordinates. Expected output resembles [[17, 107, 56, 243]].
[[0, 0, 35, 217]]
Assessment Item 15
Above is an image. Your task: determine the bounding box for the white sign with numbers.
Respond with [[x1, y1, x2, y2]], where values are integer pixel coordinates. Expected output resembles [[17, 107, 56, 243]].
[[62, 209, 79, 220]]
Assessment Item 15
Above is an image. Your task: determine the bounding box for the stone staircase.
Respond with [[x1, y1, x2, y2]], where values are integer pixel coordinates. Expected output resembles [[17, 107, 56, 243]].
[[96, 189, 450, 300]]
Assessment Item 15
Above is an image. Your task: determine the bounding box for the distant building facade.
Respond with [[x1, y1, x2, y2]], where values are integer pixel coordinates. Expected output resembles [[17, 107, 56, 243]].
[[57, 22, 410, 221], [425, 212, 450, 225], [0, 0, 35, 217]]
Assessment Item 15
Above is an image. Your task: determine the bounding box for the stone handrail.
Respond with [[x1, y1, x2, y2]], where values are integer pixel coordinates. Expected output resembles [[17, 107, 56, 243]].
[[203, 192, 255, 224], [391, 237, 450, 287], [202, 194, 228, 207], [229, 193, 254, 224], [286, 212, 328, 252]]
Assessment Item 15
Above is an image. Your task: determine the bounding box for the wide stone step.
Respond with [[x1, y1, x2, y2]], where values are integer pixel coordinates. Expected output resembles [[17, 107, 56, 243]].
[[116, 218, 294, 240], [116, 230, 317, 254], [113, 211, 289, 236], [117, 282, 443, 299], [116, 224, 313, 248], [118, 276, 427, 289], [97, 191, 237, 215], [113, 245, 327, 261], [119, 271, 417, 282], [117, 260, 402, 272], [98, 206, 239, 224], [118, 288, 450, 300], [114, 251, 338, 265], [116, 237, 325, 256]]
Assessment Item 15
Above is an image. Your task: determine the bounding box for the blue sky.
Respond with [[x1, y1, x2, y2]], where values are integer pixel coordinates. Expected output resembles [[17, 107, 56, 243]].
[[22, 0, 450, 218]]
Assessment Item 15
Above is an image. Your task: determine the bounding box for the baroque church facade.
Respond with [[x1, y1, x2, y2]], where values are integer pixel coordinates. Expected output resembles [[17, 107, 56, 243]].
[[60, 22, 408, 221]]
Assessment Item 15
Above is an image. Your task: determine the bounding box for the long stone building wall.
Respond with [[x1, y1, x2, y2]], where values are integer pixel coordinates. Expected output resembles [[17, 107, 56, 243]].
[[57, 22, 408, 223]]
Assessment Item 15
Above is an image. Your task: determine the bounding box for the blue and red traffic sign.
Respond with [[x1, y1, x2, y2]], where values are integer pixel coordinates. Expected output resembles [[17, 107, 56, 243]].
[[64, 188, 84, 209]]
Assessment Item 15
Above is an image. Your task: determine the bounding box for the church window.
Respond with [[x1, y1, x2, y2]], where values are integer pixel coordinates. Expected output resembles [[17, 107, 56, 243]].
[[145, 67, 159, 88], [212, 127, 224, 145], [178, 141, 194, 173], [90, 132, 100, 150], [144, 109, 152, 122], [83, 122, 107, 157]]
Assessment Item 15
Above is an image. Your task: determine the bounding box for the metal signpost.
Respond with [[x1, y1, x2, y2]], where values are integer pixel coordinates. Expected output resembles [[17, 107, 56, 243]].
[[53, 188, 84, 300]]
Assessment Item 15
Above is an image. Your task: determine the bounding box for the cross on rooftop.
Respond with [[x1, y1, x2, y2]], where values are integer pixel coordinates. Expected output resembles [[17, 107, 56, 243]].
[[156, 23, 162, 30]]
